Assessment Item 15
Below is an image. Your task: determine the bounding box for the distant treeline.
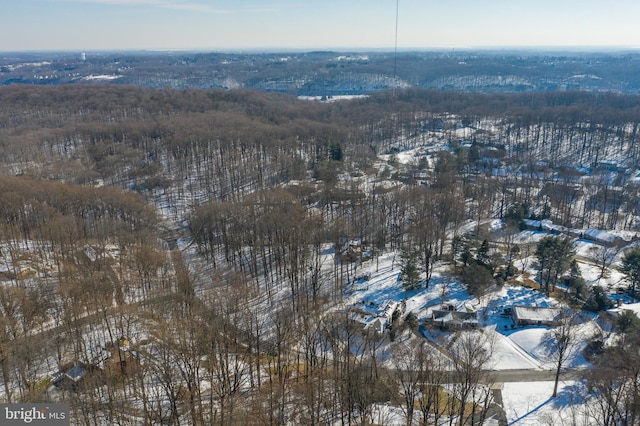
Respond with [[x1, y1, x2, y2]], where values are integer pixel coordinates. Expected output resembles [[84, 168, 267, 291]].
[[4, 50, 640, 94]]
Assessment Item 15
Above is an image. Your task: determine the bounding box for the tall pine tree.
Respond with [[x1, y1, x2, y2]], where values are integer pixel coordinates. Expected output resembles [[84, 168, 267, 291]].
[[400, 248, 421, 291]]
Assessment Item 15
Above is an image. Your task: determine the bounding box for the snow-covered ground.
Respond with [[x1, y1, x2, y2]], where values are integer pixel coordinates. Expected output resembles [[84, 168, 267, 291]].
[[298, 94, 369, 102], [82, 74, 121, 81], [0, 185, 634, 424], [489, 329, 546, 370], [335, 219, 632, 423], [344, 247, 596, 374], [503, 381, 587, 426]]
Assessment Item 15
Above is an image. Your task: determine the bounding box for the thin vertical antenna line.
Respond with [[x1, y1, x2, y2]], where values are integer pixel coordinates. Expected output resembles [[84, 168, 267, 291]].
[[394, 0, 399, 89]]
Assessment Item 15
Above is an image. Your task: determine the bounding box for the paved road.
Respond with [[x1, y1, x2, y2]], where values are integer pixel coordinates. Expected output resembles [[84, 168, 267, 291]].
[[489, 368, 584, 383]]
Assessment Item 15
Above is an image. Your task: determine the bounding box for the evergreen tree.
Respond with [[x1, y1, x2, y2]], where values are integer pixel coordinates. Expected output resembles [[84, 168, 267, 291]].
[[476, 239, 491, 266], [616, 310, 640, 334], [621, 248, 640, 297], [400, 248, 420, 291], [535, 236, 575, 296], [584, 285, 613, 312], [405, 312, 419, 331], [460, 262, 494, 299], [567, 259, 588, 302], [505, 202, 529, 229], [328, 142, 343, 161]]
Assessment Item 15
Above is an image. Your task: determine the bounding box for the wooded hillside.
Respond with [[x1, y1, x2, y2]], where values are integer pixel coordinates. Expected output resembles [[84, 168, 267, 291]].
[[1, 85, 640, 424]]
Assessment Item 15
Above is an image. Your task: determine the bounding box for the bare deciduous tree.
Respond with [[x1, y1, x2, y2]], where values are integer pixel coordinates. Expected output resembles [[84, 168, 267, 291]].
[[588, 245, 619, 280], [449, 330, 496, 426], [544, 311, 581, 398]]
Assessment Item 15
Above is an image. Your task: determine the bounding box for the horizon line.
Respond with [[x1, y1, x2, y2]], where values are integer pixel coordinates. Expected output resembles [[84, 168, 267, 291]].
[[2, 45, 640, 55]]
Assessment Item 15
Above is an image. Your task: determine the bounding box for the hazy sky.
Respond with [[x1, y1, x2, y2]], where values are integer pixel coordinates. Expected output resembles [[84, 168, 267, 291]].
[[2, 0, 640, 52]]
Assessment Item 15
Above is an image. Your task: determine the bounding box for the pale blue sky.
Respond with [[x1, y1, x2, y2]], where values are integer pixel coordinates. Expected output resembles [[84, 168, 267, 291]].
[[2, 0, 640, 51]]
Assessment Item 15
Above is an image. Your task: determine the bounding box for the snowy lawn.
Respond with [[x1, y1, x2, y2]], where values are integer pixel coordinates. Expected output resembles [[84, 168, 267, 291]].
[[343, 252, 471, 322], [488, 329, 545, 370], [503, 381, 587, 426]]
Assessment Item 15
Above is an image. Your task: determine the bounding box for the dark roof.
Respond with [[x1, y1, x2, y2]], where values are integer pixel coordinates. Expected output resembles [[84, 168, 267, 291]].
[[65, 364, 86, 381]]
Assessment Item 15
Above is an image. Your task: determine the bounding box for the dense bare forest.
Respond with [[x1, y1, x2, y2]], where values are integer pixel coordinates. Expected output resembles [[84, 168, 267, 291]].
[[2, 84, 640, 424]]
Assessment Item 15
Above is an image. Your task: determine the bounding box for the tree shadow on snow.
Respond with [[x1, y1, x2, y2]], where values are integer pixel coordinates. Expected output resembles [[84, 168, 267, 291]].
[[510, 397, 553, 424]]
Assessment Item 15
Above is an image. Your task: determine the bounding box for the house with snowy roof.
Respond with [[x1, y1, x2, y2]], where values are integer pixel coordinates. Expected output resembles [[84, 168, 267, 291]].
[[511, 306, 563, 326], [430, 310, 478, 330], [583, 228, 626, 246], [349, 310, 387, 334], [607, 302, 640, 318]]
